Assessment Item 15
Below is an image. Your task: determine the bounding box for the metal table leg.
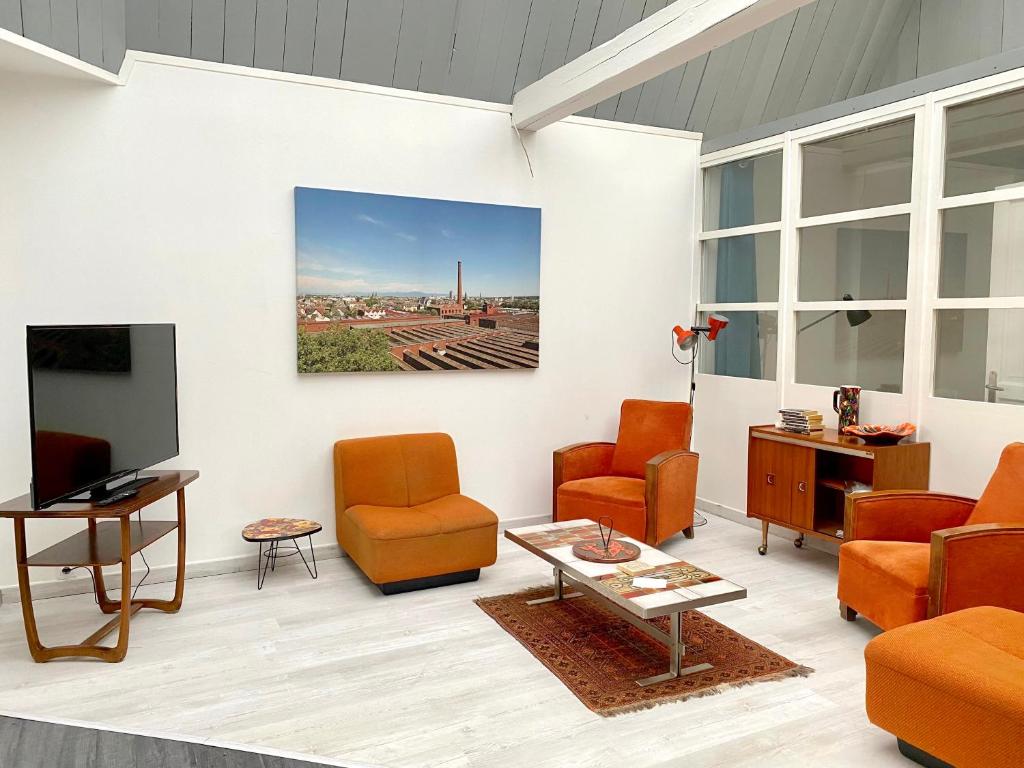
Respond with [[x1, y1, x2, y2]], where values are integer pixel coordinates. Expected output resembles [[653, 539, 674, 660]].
[[636, 611, 713, 687], [526, 566, 584, 606]]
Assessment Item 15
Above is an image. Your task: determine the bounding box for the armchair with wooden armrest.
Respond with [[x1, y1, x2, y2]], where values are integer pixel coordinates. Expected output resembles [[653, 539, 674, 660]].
[[552, 400, 699, 546], [838, 443, 1024, 629]]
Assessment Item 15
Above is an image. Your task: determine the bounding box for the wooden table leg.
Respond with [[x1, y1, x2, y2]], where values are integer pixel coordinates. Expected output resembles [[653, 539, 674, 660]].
[[132, 488, 186, 613], [13, 518, 46, 662], [102, 515, 134, 662], [90, 519, 119, 614]]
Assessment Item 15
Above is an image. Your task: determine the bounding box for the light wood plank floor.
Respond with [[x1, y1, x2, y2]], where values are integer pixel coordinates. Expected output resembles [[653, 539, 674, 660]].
[[0, 515, 905, 768]]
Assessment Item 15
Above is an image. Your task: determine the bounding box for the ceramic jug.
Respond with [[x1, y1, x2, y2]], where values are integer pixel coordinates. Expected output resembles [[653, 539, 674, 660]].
[[833, 385, 861, 432]]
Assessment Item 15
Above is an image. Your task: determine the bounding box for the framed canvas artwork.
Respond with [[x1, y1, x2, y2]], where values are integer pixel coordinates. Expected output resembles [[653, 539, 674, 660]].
[[295, 187, 541, 373]]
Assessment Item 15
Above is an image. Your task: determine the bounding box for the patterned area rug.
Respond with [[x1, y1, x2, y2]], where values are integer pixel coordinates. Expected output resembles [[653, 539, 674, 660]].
[[476, 586, 812, 716]]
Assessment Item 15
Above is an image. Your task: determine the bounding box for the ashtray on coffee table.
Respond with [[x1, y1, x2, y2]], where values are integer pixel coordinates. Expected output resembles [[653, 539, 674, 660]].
[[505, 519, 747, 687]]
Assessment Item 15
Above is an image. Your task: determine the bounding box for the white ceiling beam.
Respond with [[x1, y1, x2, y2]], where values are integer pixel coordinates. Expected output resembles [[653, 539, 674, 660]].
[[511, 0, 816, 131]]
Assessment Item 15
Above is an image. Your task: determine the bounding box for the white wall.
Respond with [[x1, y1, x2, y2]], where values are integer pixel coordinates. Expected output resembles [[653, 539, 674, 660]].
[[0, 56, 700, 593]]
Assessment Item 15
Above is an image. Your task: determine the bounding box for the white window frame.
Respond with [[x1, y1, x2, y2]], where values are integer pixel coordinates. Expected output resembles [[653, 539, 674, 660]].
[[696, 142, 785, 383], [920, 76, 1024, 411], [697, 65, 1024, 419]]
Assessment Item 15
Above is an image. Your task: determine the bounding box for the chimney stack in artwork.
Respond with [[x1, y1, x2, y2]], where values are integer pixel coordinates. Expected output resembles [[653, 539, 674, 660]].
[[457, 260, 464, 312]]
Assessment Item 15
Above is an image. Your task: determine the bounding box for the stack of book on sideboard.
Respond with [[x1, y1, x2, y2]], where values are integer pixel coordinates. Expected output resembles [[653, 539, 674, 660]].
[[777, 408, 824, 435]]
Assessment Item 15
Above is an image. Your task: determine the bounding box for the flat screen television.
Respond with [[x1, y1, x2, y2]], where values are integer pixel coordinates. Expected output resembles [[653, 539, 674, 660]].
[[27, 324, 179, 508]]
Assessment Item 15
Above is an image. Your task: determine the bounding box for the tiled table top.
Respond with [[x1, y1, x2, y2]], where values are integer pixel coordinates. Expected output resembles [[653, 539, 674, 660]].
[[505, 519, 747, 620]]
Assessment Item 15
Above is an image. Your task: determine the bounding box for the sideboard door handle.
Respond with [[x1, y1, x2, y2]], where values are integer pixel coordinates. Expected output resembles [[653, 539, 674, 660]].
[[798, 481, 807, 493], [767, 473, 776, 486]]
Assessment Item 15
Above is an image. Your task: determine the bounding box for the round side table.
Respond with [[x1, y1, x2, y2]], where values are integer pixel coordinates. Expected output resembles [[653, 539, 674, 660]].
[[241, 518, 322, 590]]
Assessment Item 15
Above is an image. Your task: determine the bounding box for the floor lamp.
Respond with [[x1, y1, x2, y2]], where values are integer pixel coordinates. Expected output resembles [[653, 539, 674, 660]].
[[798, 293, 872, 333], [670, 314, 729, 527], [671, 314, 729, 406]]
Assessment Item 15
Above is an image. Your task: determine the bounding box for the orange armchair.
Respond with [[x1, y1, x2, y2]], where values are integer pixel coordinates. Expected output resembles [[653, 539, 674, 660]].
[[552, 399, 699, 546], [838, 443, 1024, 630]]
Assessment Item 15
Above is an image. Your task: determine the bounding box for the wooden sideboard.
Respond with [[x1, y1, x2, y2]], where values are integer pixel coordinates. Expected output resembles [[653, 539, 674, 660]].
[[746, 426, 929, 555]]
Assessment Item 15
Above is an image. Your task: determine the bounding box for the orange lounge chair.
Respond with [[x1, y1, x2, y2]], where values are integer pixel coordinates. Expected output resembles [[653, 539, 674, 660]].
[[865, 606, 1024, 768], [552, 399, 699, 546], [838, 442, 1024, 629], [333, 433, 498, 594]]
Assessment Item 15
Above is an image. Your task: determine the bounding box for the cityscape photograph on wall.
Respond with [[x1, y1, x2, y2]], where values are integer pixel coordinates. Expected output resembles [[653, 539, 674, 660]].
[[295, 187, 541, 373]]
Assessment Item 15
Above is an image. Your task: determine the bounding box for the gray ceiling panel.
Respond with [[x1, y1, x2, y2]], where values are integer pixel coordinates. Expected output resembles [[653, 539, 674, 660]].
[[157, 0, 193, 57], [669, 55, 707, 129], [466, 0, 510, 101], [50, 0, 80, 56], [191, 0, 227, 63], [282, 0, 317, 75], [339, 0, 402, 88], [126, 0, 160, 55], [396, 0, 457, 94], [4, 0, 1023, 144], [486, 0, 531, 102], [78, 0, 105, 67], [738, 10, 797, 130], [223, 0, 257, 66], [102, 0, 127, 69], [564, 0, 602, 64], [311, 0, 347, 79], [444, 0, 489, 97], [512, 0, 558, 95], [20, 1, 53, 48], [0, 0, 22, 34], [254, 0, 287, 70]]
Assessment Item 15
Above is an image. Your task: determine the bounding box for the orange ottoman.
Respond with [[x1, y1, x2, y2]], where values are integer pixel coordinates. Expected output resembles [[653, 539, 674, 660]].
[[333, 433, 498, 594], [865, 606, 1024, 768]]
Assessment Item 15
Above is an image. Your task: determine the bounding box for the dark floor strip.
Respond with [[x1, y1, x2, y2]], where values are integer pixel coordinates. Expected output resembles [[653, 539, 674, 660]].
[[0, 715, 343, 768]]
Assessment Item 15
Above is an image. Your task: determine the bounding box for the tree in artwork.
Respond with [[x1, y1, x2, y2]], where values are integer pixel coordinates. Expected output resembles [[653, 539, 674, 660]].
[[297, 327, 400, 373]]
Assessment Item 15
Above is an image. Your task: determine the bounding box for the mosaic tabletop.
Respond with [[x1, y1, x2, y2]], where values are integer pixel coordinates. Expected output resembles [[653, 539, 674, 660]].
[[505, 519, 746, 619], [242, 517, 323, 542]]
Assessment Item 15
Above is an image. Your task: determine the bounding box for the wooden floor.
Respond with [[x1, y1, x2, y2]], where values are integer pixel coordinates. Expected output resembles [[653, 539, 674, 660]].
[[0, 515, 906, 768]]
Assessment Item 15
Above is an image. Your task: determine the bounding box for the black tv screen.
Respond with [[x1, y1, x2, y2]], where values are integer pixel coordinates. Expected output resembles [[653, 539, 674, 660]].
[[27, 324, 179, 508]]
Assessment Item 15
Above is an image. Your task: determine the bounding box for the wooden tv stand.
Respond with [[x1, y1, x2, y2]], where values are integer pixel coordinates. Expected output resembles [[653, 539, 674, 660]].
[[0, 470, 198, 662], [747, 426, 929, 555]]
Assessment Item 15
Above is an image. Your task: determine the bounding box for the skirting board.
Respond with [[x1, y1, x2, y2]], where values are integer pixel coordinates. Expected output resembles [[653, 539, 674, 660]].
[[697, 498, 839, 557], [0, 513, 550, 606]]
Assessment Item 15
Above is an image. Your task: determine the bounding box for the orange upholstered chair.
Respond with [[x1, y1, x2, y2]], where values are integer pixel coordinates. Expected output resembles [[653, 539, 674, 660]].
[[865, 606, 1024, 768], [552, 399, 698, 545], [333, 433, 498, 594], [838, 442, 1024, 630]]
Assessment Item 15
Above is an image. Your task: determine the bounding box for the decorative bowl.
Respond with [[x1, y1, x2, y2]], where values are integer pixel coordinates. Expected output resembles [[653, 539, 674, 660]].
[[571, 538, 641, 563], [842, 422, 916, 445]]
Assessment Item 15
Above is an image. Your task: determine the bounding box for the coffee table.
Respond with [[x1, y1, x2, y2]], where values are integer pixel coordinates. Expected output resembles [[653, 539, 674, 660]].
[[505, 519, 747, 686], [242, 518, 321, 590]]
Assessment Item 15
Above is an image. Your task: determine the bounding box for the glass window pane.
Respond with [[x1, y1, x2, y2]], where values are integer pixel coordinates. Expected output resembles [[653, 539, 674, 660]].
[[798, 215, 909, 301], [801, 119, 914, 217], [697, 311, 777, 380], [795, 310, 905, 393], [703, 152, 783, 230], [935, 309, 1024, 404], [944, 88, 1024, 197], [940, 202, 1024, 298], [701, 232, 780, 303]]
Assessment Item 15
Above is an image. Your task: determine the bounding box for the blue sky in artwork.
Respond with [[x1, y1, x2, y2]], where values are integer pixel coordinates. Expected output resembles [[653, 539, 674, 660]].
[[295, 187, 541, 296]]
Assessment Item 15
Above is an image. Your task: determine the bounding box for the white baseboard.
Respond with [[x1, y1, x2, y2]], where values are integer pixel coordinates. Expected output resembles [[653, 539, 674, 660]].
[[0, 512, 551, 606], [697, 497, 839, 557]]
